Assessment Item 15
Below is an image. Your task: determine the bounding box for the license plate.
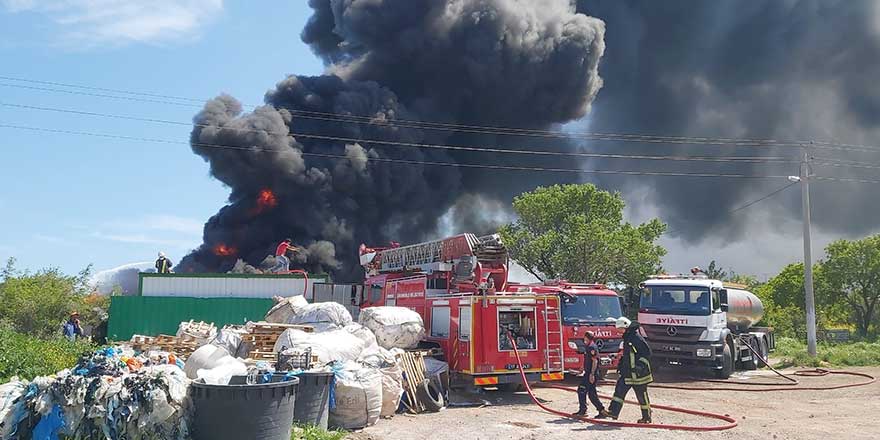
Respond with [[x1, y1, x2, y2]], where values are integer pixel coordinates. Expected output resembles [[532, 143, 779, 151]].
[[662, 345, 681, 352], [599, 358, 611, 366]]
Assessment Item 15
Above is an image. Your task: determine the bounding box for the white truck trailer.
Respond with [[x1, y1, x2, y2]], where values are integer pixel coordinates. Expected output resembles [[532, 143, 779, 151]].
[[637, 274, 775, 379]]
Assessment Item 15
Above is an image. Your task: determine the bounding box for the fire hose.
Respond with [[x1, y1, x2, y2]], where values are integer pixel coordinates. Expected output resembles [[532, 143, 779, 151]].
[[650, 337, 876, 392], [507, 333, 738, 431], [282, 269, 309, 296], [507, 334, 875, 430]]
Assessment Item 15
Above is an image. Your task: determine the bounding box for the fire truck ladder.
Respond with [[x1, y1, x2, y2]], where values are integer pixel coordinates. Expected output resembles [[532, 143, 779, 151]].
[[378, 233, 506, 273], [543, 299, 565, 374]]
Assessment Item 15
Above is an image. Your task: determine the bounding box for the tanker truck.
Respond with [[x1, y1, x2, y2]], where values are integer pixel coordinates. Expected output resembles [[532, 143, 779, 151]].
[[637, 273, 775, 379]]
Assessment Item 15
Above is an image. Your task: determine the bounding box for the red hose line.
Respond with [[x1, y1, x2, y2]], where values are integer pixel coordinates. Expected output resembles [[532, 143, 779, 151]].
[[282, 269, 309, 297], [507, 334, 738, 431]]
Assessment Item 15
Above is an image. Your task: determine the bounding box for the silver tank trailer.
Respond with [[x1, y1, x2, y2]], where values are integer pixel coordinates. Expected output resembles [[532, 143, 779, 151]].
[[725, 288, 764, 330]]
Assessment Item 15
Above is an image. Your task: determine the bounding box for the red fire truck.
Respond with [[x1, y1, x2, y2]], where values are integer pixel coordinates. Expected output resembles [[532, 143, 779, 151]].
[[505, 282, 625, 376], [356, 233, 566, 390]]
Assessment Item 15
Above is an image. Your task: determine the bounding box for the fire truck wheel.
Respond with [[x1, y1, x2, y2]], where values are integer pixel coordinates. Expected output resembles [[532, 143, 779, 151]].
[[416, 379, 445, 412], [713, 343, 734, 379]]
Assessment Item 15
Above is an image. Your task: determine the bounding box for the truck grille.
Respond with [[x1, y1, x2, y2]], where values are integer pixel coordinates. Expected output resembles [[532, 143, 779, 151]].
[[569, 338, 622, 354], [642, 324, 703, 343]]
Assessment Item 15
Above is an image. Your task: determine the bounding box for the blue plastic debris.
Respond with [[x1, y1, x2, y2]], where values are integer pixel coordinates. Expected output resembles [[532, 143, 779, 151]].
[[32, 404, 65, 440]]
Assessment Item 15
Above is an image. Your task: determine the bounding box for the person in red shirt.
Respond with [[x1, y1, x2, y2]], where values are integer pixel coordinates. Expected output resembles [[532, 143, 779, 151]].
[[270, 238, 299, 273]]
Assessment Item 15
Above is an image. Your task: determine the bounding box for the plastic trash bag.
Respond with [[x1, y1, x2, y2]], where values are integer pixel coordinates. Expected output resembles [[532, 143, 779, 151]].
[[285, 302, 353, 330], [358, 307, 425, 349], [265, 295, 309, 323], [275, 329, 367, 364], [329, 362, 383, 429]]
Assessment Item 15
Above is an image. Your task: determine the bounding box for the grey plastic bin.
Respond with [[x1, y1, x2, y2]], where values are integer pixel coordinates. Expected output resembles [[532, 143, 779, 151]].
[[190, 376, 299, 440], [229, 372, 333, 430]]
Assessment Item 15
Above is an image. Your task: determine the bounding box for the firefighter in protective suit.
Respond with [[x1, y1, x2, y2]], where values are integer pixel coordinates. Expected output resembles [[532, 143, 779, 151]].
[[608, 316, 653, 424]]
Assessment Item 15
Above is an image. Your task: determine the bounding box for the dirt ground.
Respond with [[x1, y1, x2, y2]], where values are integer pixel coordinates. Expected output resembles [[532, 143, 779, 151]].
[[349, 366, 880, 440]]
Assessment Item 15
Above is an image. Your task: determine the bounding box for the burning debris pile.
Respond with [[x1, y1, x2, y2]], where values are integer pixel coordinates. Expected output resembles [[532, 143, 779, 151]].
[[177, 0, 607, 281]]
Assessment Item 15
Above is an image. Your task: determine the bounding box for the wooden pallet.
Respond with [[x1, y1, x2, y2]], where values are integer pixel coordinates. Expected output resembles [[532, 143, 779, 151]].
[[395, 350, 429, 414], [243, 322, 314, 360], [129, 334, 200, 357], [178, 320, 216, 339]]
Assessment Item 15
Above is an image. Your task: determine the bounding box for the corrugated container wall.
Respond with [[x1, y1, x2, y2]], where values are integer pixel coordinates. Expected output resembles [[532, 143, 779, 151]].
[[139, 273, 327, 298]]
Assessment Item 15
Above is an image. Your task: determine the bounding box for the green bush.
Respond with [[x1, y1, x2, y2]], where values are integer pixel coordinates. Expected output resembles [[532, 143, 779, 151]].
[[291, 424, 346, 440], [773, 337, 880, 368], [0, 326, 94, 382]]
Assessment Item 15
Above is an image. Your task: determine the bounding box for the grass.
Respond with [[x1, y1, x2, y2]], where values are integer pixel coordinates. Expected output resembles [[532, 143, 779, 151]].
[[773, 337, 880, 368], [0, 326, 94, 382], [291, 423, 347, 440]]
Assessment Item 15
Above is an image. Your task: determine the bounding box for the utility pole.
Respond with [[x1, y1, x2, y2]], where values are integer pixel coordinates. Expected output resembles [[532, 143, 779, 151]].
[[789, 149, 818, 357]]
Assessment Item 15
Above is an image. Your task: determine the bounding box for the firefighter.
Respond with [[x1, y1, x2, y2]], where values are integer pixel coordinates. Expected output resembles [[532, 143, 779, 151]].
[[155, 252, 173, 274], [608, 316, 653, 424], [572, 331, 612, 418]]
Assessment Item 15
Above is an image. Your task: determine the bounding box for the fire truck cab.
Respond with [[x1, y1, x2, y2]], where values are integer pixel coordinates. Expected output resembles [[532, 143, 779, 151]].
[[506, 282, 625, 376], [357, 234, 566, 390]]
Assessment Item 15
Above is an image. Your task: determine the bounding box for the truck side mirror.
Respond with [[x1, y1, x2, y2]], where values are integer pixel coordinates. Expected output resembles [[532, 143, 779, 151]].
[[719, 289, 729, 312], [618, 296, 627, 314]]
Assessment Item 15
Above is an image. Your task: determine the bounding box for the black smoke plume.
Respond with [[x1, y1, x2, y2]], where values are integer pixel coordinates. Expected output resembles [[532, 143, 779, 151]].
[[578, 0, 880, 241], [178, 0, 606, 280]]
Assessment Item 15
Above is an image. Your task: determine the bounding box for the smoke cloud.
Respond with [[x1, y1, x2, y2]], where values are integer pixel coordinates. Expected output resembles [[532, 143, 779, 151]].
[[577, 0, 880, 244], [178, 0, 606, 280]]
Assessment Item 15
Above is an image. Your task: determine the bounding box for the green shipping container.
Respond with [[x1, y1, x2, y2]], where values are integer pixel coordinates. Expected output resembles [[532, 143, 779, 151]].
[[108, 296, 273, 341]]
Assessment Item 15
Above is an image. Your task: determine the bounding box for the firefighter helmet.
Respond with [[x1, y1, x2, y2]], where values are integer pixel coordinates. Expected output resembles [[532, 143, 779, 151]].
[[615, 316, 632, 329]]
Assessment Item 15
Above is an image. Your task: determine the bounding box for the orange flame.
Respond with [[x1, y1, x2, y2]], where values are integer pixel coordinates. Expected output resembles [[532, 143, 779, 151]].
[[252, 188, 278, 215], [213, 243, 238, 256]]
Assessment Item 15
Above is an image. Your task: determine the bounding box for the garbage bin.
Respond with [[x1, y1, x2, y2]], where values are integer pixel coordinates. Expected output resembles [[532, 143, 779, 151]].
[[293, 372, 333, 430], [229, 371, 333, 430], [190, 376, 299, 440]]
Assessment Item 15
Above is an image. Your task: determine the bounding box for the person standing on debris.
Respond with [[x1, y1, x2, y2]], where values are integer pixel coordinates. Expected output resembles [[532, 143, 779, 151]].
[[155, 252, 173, 274], [608, 317, 653, 424], [270, 238, 299, 273], [62, 312, 84, 341], [572, 331, 612, 418]]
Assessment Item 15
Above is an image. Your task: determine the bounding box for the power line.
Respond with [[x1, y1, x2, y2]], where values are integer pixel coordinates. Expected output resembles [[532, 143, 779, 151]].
[[0, 77, 823, 149], [0, 102, 802, 165], [0, 122, 796, 180], [4, 74, 880, 154], [665, 182, 799, 235]]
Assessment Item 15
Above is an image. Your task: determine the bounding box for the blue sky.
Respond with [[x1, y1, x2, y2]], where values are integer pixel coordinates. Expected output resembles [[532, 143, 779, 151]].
[[0, 1, 325, 275]]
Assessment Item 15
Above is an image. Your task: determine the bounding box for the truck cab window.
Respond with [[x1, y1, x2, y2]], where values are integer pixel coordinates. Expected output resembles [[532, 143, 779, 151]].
[[711, 289, 721, 312], [498, 309, 536, 351], [641, 286, 711, 315]]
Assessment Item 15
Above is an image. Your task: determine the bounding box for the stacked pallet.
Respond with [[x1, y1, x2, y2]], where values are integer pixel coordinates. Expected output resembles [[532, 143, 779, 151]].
[[244, 322, 315, 361], [129, 334, 200, 358]]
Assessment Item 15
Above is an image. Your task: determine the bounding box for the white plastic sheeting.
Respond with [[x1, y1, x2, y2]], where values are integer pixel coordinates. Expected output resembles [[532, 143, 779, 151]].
[[285, 302, 353, 330], [344, 323, 380, 356], [329, 361, 383, 430], [274, 328, 366, 365], [184, 344, 247, 384], [265, 295, 309, 323], [358, 306, 426, 349]]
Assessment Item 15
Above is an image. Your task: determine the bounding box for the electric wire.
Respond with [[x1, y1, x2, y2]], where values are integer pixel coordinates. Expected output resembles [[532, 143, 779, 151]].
[[0, 122, 795, 180], [0, 102, 802, 164]]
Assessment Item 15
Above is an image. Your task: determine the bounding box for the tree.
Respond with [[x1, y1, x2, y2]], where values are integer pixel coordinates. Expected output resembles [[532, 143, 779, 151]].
[[822, 235, 880, 338], [500, 184, 667, 289], [704, 260, 728, 280], [756, 262, 843, 339], [0, 260, 96, 338]]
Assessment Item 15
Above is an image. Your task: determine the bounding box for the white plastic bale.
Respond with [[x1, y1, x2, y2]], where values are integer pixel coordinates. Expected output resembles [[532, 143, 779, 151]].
[[184, 344, 235, 379], [265, 295, 309, 323], [344, 323, 380, 356], [285, 302, 353, 330], [358, 306, 426, 349], [378, 363, 403, 417], [175, 321, 217, 346], [274, 328, 367, 364], [329, 362, 383, 430]]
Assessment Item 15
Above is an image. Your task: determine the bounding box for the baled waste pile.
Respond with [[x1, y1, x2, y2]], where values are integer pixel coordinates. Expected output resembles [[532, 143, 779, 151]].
[[270, 300, 434, 429], [0, 347, 190, 440]]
